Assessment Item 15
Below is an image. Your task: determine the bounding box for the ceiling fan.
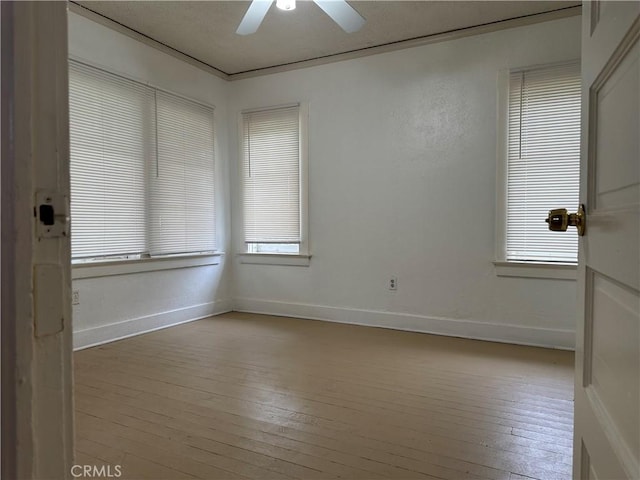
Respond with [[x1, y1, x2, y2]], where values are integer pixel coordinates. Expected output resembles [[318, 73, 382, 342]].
[[236, 0, 366, 35]]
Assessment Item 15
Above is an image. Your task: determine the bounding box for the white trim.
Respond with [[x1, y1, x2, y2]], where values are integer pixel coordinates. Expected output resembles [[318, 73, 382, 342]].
[[241, 102, 300, 115], [69, 57, 218, 112], [495, 61, 581, 265], [73, 299, 233, 350], [2, 3, 74, 476], [69, 2, 579, 81], [68, 2, 230, 80], [495, 68, 510, 262], [229, 7, 581, 80], [233, 298, 576, 350], [237, 253, 311, 267], [494, 261, 577, 280], [299, 102, 310, 256], [72, 253, 223, 279], [237, 102, 310, 258]]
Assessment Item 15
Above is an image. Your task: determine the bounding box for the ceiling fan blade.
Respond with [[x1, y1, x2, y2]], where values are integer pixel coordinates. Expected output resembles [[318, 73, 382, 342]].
[[236, 0, 274, 35], [313, 0, 365, 33]]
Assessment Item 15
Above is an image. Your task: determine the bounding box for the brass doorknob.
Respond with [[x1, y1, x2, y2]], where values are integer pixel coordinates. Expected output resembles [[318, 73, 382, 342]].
[[545, 204, 586, 236]]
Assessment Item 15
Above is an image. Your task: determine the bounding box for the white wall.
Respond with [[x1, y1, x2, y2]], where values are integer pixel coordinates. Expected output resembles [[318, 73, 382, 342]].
[[68, 12, 232, 349], [229, 16, 582, 349], [68, 13, 582, 350]]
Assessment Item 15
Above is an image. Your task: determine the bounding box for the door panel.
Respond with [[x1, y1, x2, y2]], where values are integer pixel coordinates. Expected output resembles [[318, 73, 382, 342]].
[[576, 2, 640, 479], [588, 272, 639, 456], [594, 41, 638, 210], [587, 210, 639, 291]]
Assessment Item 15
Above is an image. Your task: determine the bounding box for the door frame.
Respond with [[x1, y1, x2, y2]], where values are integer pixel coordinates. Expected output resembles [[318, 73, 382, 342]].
[[1, 2, 73, 478]]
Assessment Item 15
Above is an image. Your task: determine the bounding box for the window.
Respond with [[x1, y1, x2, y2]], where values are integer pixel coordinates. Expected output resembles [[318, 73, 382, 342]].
[[150, 92, 216, 255], [240, 104, 308, 257], [69, 61, 216, 262], [503, 62, 581, 264]]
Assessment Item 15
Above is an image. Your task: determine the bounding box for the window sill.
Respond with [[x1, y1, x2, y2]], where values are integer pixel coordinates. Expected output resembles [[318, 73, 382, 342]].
[[493, 261, 577, 280], [238, 253, 311, 267], [72, 253, 223, 279]]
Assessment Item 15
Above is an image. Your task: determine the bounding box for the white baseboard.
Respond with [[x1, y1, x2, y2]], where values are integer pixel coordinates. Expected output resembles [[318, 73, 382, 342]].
[[73, 299, 233, 350], [233, 298, 575, 350], [73, 296, 576, 351]]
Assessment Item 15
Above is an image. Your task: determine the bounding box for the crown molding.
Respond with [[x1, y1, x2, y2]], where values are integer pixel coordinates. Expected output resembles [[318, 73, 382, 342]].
[[68, 2, 230, 80], [230, 5, 581, 80], [68, 2, 580, 82]]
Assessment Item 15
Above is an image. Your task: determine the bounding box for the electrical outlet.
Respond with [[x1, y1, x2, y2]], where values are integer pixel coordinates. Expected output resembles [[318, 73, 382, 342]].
[[72, 290, 80, 305], [389, 276, 398, 291]]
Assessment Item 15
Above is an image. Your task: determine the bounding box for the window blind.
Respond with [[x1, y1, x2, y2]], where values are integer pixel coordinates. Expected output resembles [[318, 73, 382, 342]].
[[69, 62, 155, 259], [507, 62, 581, 263], [242, 105, 301, 244], [69, 60, 217, 260], [150, 91, 216, 255]]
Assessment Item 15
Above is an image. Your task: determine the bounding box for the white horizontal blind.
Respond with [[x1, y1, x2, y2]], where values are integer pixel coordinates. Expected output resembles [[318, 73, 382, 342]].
[[69, 62, 154, 259], [242, 106, 301, 244], [150, 92, 216, 255], [507, 62, 581, 262]]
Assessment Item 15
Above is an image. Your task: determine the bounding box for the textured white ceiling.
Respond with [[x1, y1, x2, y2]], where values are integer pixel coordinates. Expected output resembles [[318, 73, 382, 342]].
[[76, 1, 579, 75]]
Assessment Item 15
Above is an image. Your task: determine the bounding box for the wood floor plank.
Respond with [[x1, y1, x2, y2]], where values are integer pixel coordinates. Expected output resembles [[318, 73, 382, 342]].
[[76, 355, 572, 436], [76, 380, 513, 480], [74, 367, 572, 474], [75, 382, 509, 480], [113, 334, 573, 401], [76, 391, 448, 480], [78, 350, 574, 430], [76, 409, 303, 480], [104, 335, 574, 415], [84, 343, 574, 442], [77, 412, 252, 480], [80, 361, 571, 445], [83, 345, 574, 415], [120, 454, 198, 480], [75, 313, 574, 480]]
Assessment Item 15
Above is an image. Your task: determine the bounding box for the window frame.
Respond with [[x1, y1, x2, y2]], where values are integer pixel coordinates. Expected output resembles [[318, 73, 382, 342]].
[[237, 102, 310, 267], [494, 61, 580, 280], [68, 57, 221, 269], [72, 253, 223, 279]]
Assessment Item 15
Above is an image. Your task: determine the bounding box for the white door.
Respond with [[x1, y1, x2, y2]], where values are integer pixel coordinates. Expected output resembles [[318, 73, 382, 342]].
[[1, 2, 73, 479], [573, 2, 639, 479]]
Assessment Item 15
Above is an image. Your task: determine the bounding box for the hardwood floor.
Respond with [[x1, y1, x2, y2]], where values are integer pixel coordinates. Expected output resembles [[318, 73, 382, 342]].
[[74, 312, 574, 480]]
